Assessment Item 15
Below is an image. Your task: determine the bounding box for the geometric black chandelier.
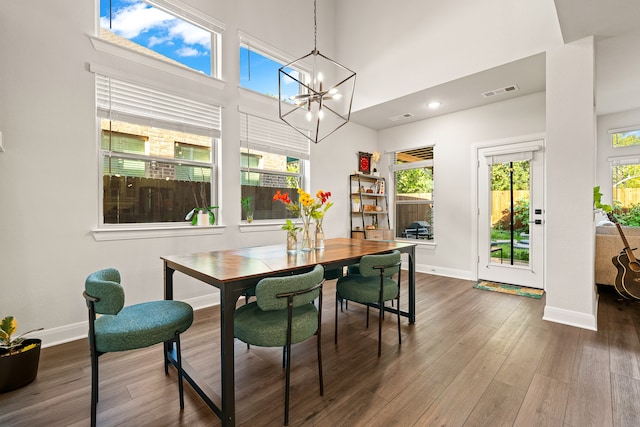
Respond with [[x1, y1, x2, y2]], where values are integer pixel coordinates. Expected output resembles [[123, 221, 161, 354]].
[[278, 0, 356, 144]]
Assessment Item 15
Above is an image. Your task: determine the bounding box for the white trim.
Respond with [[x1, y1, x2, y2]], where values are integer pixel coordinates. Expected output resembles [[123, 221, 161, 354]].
[[543, 304, 597, 331], [91, 224, 226, 241], [608, 124, 640, 134], [238, 30, 299, 67], [238, 221, 293, 233], [145, 0, 225, 33], [608, 155, 640, 165], [88, 37, 226, 94]]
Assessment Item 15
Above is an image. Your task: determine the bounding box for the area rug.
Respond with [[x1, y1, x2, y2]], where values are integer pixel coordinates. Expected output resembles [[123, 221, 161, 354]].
[[473, 281, 544, 299]]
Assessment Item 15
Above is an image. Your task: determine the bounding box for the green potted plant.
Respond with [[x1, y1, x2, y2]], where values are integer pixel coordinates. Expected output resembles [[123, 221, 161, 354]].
[[0, 316, 43, 393], [282, 219, 301, 252], [185, 180, 218, 225], [241, 196, 253, 223]]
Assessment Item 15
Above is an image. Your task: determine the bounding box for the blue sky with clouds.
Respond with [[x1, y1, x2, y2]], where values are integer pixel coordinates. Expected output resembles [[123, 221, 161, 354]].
[[100, 0, 211, 75]]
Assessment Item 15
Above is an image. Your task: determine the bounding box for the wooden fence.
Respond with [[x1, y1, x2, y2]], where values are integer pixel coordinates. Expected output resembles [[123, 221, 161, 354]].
[[491, 190, 529, 224], [614, 188, 640, 207]]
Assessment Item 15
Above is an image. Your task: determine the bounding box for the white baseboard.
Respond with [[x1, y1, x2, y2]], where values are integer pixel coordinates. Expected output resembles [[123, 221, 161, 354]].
[[415, 263, 474, 281], [543, 304, 597, 331], [37, 293, 221, 349]]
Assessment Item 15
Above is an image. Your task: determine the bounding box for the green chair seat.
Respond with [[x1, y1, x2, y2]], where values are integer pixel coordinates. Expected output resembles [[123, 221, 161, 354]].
[[336, 275, 399, 304], [94, 300, 193, 353], [235, 302, 318, 347]]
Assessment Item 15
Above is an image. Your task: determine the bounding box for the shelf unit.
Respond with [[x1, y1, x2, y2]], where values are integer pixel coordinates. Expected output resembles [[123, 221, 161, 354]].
[[349, 174, 393, 240]]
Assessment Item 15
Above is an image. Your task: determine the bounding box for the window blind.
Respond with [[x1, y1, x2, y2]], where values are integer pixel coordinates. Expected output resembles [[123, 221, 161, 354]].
[[483, 145, 541, 165], [240, 112, 310, 160], [96, 74, 222, 138]]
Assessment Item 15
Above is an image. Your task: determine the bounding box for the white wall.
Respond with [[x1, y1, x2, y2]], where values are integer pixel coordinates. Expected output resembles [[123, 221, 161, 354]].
[[0, 0, 377, 346], [335, 0, 562, 111], [377, 92, 546, 279], [544, 37, 597, 330]]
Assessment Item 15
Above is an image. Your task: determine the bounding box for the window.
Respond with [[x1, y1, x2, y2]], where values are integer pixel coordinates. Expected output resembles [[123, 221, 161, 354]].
[[392, 147, 434, 240], [239, 112, 309, 221], [97, 74, 221, 225], [611, 127, 640, 148], [239, 33, 307, 100], [99, 0, 222, 78]]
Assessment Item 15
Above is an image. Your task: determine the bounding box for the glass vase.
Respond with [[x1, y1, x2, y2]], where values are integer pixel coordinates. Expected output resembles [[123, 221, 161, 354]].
[[315, 221, 325, 249], [300, 216, 313, 251], [286, 232, 298, 253]]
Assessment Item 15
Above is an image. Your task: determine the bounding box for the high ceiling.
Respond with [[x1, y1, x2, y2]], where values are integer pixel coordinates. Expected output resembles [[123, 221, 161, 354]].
[[349, 0, 640, 131]]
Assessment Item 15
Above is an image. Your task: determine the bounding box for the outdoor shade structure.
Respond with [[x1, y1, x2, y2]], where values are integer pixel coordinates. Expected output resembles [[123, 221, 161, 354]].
[[279, 50, 356, 143]]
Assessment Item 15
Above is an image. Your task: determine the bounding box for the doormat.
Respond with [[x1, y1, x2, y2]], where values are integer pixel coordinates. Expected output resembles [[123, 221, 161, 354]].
[[473, 281, 544, 299]]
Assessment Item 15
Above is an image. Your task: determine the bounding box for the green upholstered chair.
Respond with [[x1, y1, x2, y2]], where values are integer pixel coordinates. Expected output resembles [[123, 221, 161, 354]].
[[83, 268, 194, 427], [335, 251, 402, 357], [234, 264, 324, 426]]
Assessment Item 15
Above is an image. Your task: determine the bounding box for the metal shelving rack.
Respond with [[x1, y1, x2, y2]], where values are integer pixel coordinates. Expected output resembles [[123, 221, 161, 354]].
[[349, 174, 392, 240]]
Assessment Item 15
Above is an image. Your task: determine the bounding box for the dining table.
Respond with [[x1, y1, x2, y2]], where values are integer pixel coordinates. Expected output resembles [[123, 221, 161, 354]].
[[161, 237, 417, 426]]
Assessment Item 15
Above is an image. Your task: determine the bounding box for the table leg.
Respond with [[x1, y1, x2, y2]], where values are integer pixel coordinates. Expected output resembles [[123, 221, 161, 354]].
[[407, 246, 416, 324], [220, 285, 236, 426]]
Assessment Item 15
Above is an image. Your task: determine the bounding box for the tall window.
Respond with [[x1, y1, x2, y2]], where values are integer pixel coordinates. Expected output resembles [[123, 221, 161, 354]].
[[610, 126, 640, 226], [99, 0, 222, 78], [97, 74, 221, 224], [392, 147, 434, 240], [240, 112, 309, 221]]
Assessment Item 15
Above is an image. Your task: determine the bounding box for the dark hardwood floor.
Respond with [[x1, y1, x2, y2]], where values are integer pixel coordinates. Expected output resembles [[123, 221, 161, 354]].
[[2, 273, 640, 426]]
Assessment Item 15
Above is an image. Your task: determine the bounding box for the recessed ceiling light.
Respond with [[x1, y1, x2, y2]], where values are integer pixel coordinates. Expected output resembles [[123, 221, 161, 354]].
[[427, 101, 441, 109]]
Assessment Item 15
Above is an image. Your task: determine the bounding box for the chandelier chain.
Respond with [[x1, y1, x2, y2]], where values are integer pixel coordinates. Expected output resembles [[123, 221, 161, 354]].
[[314, 0, 317, 51]]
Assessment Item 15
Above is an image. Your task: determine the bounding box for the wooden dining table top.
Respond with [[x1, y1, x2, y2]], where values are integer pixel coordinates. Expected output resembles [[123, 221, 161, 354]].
[[161, 237, 416, 285]]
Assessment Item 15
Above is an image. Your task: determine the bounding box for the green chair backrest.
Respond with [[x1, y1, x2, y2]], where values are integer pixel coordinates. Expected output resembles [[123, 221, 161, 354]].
[[85, 268, 125, 315], [255, 264, 324, 311], [358, 251, 401, 278]]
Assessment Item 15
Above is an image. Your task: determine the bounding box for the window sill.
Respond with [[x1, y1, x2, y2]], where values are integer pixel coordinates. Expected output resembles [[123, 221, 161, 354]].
[[88, 35, 226, 92], [91, 224, 226, 241], [239, 221, 289, 233], [396, 238, 437, 249]]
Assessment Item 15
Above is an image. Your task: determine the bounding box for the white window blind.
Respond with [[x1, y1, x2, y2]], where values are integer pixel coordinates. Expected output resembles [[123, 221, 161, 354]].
[[96, 74, 222, 138], [240, 112, 310, 160]]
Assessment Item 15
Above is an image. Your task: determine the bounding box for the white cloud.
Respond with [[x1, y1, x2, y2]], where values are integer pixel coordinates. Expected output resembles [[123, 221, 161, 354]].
[[169, 21, 211, 49], [176, 47, 201, 57], [107, 2, 175, 39]]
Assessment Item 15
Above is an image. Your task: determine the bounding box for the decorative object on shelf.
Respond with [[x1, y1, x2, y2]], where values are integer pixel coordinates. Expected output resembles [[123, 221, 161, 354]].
[[358, 152, 371, 174], [281, 219, 301, 253], [278, 0, 356, 144], [371, 151, 381, 176], [185, 179, 218, 225], [241, 196, 253, 223], [0, 316, 43, 393], [352, 197, 360, 213]]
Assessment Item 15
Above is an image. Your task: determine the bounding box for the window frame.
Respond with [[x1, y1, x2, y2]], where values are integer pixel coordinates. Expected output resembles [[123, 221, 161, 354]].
[[239, 111, 309, 224], [238, 31, 310, 100], [391, 146, 435, 243], [610, 125, 640, 148], [94, 73, 222, 236], [94, 0, 224, 85]]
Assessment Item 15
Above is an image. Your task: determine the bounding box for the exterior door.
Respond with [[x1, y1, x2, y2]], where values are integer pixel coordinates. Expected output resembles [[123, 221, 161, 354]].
[[477, 140, 544, 289]]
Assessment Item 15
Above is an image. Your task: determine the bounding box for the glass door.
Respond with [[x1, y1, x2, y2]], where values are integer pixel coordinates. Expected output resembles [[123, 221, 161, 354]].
[[478, 141, 544, 289]]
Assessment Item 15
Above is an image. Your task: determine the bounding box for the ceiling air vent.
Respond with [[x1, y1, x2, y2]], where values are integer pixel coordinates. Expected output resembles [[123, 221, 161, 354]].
[[482, 84, 519, 98], [389, 112, 414, 122]]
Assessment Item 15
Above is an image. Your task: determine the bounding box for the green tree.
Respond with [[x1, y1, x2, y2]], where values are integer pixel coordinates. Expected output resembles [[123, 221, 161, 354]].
[[490, 161, 530, 191], [396, 167, 433, 194]]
